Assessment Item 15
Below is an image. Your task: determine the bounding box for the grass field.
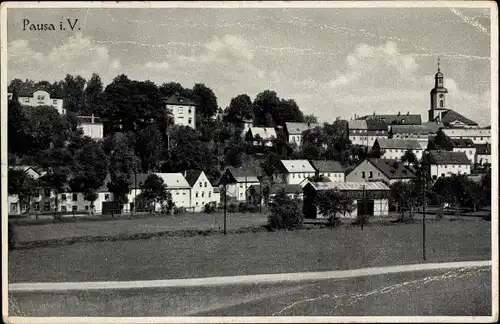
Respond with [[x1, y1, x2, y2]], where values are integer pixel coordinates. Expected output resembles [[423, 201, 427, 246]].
[[9, 220, 491, 283]]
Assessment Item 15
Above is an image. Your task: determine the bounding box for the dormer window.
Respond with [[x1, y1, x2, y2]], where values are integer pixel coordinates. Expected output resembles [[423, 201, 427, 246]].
[[37, 95, 45, 101]]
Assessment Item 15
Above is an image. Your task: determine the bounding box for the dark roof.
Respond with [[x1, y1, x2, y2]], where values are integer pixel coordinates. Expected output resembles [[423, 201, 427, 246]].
[[12, 84, 63, 99], [428, 150, 471, 165], [451, 139, 475, 148], [129, 173, 150, 189], [164, 94, 196, 106], [359, 114, 422, 125], [184, 170, 203, 187], [440, 109, 478, 126], [474, 144, 491, 154], [367, 158, 416, 179], [366, 120, 388, 131], [248, 183, 303, 195], [310, 160, 344, 173]]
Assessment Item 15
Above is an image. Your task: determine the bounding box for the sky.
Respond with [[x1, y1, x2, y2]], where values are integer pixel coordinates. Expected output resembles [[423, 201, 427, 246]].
[[6, 5, 493, 126]]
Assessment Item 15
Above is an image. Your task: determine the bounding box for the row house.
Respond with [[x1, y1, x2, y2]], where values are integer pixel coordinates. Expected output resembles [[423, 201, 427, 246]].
[[77, 114, 104, 140], [273, 160, 316, 185], [427, 150, 471, 180], [303, 181, 391, 219], [346, 158, 416, 185], [309, 160, 345, 182], [372, 138, 424, 161], [284, 122, 320, 147], [441, 128, 491, 144], [245, 127, 277, 146], [474, 144, 491, 165], [450, 139, 476, 165], [348, 120, 388, 148], [8, 86, 65, 114], [219, 167, 261, 202], [164, 94, 197, 129]]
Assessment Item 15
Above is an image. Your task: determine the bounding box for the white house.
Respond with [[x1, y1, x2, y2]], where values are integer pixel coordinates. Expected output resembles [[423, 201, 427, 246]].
[[450, 139, 476, 165], [474, 144, 491, 166], [285, 122, 320, 147], [372, 138, 424, 161], [185, 170, 218, 212], [345, 158, 416, 185], [310, 160, 345, 182], [427, 150, 471, 180], [245, 127, 277, 146], [165, 94, 197, 129], [77, 114, 104, 140], [219, 167, 261, 202], [303, 181, 391, 219], [441, 128, 491, 144], [273, 160, 316, 185], [8, 87, 65, 114]]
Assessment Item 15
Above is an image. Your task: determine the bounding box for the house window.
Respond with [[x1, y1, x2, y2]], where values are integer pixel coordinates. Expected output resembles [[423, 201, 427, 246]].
[[196, 192, 199, 198], [53, 99, 57, 104], [199, 182, 202, 188], [72, 193, 78, 201], [37, 95, 45, 100], [202, 192, 205, 198], [292, 174, 295, 178], [209, 192, 211, 198], [204, 182, 207, 187], [176, 192, 179, 195], [439, 100, 443, 108], [105, 194, 110, 200], [183, 192, 186, 195], [23, 98, 29, 103], [61, 194, 67, 201], [10, 203, 17, 212], [72, 206, 77, 212], [188, 108, 192, 114], [33, 202, 40, 211], [361, 171, 366, 179], [61, 206, 67, 212], [44, 202, 51, 211], [369, 171, 373, 178], [188, 118, 192, 124]]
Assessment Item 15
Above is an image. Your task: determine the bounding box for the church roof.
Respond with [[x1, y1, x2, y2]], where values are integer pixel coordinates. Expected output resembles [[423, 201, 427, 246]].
[[439, 109, 478, 127]]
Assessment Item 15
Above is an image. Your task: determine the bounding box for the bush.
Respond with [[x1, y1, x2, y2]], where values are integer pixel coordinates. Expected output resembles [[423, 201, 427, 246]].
[[227, 203, 238, 213], [174, 207, 186, 215], [204, 203, 216, 213], [268, 190, 304, 230]]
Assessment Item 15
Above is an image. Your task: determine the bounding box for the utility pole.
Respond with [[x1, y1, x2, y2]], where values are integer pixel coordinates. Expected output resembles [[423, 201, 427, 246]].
[[422, 151, 428, 261], [361, 184, 365, 230], [223, 183, 227, 235]]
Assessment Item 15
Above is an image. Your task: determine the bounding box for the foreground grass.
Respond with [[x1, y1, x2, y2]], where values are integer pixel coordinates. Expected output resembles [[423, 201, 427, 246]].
[[9, 220, 491, 283]]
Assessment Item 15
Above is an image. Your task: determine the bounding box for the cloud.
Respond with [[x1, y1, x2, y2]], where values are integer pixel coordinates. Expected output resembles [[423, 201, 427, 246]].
[[144, 61, 170, 69], [8, 33, 122, 84]]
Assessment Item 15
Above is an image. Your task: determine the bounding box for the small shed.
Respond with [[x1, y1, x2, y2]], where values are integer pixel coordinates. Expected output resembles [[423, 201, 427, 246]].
[[302, 181, 391, 219]]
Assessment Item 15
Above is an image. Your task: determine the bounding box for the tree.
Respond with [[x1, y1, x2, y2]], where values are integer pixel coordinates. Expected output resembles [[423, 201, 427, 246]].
[[316, 189, 343, 226], [62, 74, 87, 114], [135, 123, 165, 172], [260, 152, 281, 176], [340, 198, 356, 219], [69, 138, 109, 214], [268, 189, 304, 230], [193, 83, 218, 120], [138, 174, 169, 213], [390, 180, 421, 221], [428, 129, 454, 151], [300, 127, 327, 159], [304, 114, 318, 124], [82, 73, 104, 115], [252, 90, 280, 126], [401, 149, 418, 166], [8, 169, 37, 214], [223, 94, 253, 124]]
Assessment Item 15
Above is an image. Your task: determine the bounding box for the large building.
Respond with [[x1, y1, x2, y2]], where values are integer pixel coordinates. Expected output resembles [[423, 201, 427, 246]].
[[348, 119, 388, 148], [428, 59, 479, 128], [441, 128, 491, 144], [372, 138, 424, 161], [164, 94, 197, 129], [357, 112, 422, 125], [310, 160, 345, 183], [8, 86, 65, 114]]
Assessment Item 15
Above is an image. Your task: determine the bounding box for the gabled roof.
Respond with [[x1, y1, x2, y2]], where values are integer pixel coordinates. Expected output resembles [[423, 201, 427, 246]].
[[439, 109, 478, 127], [164, 94, 196, 106], [155, 173, 191, 189], [376, 138, 423, 150], [310, 160, 344, 173], [428, 150, 471, 165], [366, 120, 388, 131], [358, 114, 422, 125], [474, 144, 491, 155], [221, 167, 261, 184], [184, 170, 203, 187], [279, 160, 315, 173], [247, 183, 303, 195], [129, 173, 152, 189], [348, 120, 367, 130], [9, 165, 46, 179], [10, 84, 63, 99], [248, 127, 277, 140], [451, 139, 475, 148], [421, 121, 444, 133], [285, 122, 320, 135], [366, 158, 416, 179], [306, 181, 390, 191]]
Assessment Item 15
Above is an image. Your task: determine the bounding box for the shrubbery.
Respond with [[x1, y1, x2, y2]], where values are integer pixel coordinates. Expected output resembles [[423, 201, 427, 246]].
[[204, 203, 217, 213], [268, 190, 304, 230]]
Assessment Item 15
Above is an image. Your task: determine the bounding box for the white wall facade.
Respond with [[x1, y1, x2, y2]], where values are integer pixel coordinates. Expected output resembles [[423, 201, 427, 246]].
[[475, 154, 491, 165], [190, 172, 218, 212], [316, 198, 389, 219], [274, 172, 315, 185], [319, 172, 345, 183], [430, 164, 471, 180], [167, 104, 196, 129], [16, 90, 64, 114], [79, 123, 104, 140], [442, 128, 491, 144], [381, 148, 423, 161]]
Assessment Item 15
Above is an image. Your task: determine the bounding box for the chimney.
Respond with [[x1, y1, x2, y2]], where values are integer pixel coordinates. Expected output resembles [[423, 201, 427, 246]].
[[91, 113, 95, 124], [407, 111, 410, 115], [398, 111, 401, 116]]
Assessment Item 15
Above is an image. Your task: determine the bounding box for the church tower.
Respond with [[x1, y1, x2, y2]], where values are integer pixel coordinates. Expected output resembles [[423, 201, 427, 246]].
[[428, 58, 449, 122]]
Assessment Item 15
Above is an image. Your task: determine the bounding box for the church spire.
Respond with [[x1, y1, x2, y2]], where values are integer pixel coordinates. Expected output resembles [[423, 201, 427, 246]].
[[437, 57, 440, 72]]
